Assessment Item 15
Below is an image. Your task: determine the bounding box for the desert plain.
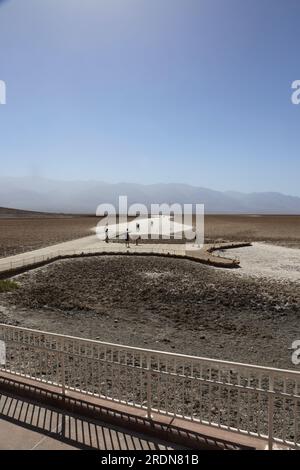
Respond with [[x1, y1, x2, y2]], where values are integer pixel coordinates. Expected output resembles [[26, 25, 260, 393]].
[[0, 213, 299, 370]]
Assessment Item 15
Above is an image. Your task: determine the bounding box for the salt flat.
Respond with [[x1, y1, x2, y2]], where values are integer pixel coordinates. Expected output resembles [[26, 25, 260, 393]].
[[215, 242, 300, 282]]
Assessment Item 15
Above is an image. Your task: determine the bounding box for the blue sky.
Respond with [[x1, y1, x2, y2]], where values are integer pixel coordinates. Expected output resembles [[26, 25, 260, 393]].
[[0, 0, 300, 195]]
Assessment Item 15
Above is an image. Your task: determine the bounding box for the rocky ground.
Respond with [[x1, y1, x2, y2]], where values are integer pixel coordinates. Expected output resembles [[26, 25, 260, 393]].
[[0, 255, 299, 369]]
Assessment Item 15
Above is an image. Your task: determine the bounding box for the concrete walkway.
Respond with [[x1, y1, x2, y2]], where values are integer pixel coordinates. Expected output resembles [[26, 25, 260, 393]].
[[0, 391, 181, 450], [0, 235, 188, 274], [0, 232, 248, 276]]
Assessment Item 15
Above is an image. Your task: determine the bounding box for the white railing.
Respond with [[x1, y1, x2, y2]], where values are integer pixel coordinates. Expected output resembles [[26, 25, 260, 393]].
[[0, 324, 299, 449], [0, 245, 186, 273]]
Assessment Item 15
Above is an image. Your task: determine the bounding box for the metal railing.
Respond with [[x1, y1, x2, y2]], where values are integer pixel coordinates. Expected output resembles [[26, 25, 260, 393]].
[[0, 245, 186, 273], [0, 324, 299, 449]]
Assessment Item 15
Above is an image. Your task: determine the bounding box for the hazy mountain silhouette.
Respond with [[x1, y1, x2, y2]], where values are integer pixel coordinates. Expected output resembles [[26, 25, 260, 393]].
[[0, 176, 300, 214]]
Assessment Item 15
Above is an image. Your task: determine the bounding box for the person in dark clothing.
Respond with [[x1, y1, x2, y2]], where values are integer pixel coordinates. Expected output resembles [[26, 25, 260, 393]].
[[125, 228, 130, 248], [105, 227, 109, 243]]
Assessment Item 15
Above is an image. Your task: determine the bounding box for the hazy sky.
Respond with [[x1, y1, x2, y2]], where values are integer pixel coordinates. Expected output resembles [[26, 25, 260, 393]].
[[0, 0, 300, 195]]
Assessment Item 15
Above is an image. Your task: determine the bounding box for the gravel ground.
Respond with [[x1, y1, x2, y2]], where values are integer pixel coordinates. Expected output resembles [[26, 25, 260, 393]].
[[0, 255, 299, 370]]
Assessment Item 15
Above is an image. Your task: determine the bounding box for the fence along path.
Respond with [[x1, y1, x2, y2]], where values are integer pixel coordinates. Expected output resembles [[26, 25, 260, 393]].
[[0, 324, 300, 450]]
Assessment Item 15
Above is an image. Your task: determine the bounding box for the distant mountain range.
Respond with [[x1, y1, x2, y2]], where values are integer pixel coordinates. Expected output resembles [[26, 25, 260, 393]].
[[0, 207, 72, 218], [0, 176, 300, 214]]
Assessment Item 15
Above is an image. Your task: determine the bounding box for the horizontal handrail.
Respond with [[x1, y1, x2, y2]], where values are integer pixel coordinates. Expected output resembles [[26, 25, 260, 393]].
[[1, 323, 299, 378]]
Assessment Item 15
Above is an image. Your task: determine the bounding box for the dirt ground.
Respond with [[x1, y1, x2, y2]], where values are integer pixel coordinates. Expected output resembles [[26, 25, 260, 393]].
[[1, 255, 299, 370], [204, 215, 300, 248], [0, 217, 98, 257]]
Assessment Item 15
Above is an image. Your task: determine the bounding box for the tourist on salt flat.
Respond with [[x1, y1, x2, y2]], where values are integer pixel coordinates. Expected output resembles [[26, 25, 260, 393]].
[[126, 228, 130, 248]]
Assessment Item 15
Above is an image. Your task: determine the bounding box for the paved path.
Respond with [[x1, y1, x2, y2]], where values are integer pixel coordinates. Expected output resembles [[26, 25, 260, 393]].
[[0, 234, 194, 274], [0, 233, 246, 275], [0, 391, 181, 450]]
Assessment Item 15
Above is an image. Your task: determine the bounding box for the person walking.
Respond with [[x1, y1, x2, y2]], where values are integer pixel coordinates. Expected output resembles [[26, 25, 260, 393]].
[[105, 226, 109, 243], [125, 228, 130, 248]]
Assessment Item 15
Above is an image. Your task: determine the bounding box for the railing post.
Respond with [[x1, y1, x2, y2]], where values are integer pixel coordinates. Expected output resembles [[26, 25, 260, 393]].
[[146, 354, 152, 419], [268, 373, 274, 450], [60, 339, 66, 396]]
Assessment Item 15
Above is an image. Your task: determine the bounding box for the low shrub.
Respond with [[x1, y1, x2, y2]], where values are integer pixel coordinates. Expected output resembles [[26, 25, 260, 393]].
[[0, 280, 19, 293]]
